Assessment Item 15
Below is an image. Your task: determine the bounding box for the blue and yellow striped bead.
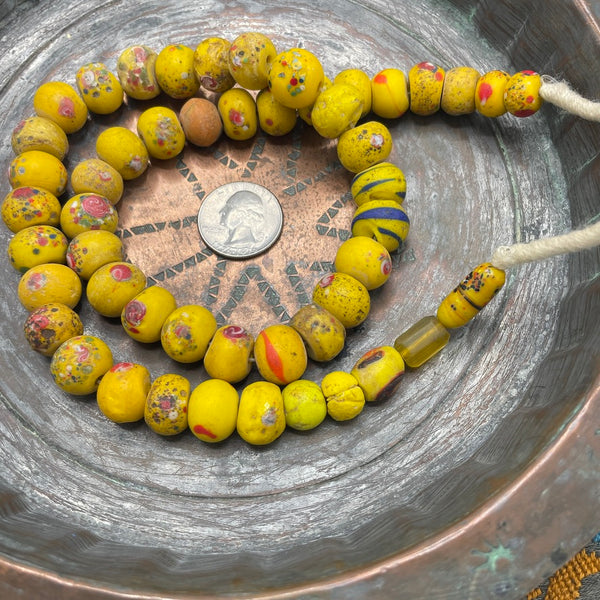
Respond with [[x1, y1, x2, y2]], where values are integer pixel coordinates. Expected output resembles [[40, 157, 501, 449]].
[[350, 162, 406, 206], [351, 200, 410, 252]]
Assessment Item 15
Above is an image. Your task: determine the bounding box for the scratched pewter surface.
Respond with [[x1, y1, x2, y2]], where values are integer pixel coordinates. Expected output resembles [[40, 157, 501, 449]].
[[0, 0, 599, 599]]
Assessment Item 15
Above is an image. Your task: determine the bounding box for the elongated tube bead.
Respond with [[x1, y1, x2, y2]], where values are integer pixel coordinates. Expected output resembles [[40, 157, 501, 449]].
[[394, 316, 450, 368]]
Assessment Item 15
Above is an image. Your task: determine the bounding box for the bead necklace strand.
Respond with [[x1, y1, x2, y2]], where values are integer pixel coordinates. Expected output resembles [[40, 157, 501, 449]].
[[3, 32, 600, 446]]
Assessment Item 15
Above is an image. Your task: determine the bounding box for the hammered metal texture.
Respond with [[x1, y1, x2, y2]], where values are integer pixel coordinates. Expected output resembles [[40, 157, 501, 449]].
[[0, 1, 599, 598]]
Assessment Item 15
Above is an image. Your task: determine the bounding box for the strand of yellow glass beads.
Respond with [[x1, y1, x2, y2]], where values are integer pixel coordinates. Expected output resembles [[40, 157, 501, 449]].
[[3, 32, 600, 446]]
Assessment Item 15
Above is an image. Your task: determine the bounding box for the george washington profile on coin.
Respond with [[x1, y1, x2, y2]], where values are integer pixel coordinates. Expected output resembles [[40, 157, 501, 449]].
[[219, 189, 266, 246]]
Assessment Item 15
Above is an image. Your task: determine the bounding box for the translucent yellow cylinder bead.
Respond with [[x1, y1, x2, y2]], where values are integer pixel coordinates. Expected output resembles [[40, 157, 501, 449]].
[[394, 316, 450, 368], [436, 263, 506, 329]]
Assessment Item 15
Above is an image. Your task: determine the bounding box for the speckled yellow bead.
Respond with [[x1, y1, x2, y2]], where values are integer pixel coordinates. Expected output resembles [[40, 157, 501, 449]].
[[116, 45, 160, 100], [217, 88, 258, 141], [70, 158, 124, 206], [282, 379, 327, 431], [504, 70, 543, 117], [2, 186, 61, 233], [121, 285, 177, 344], [337, 121, 393, 174], [7, 225, 68, 273], [335, 236, 392, 290], [394, 315, 450, 368], [350, 162, 407, 206], [290, 304, 346, 362], [33, 81, 88, 134], [23, 302, 83, 357], [268, 48, 325, 109], [311, 83, 363, 139], [193, 37, 235, 93], [475, 70, 510, 117], [254, 324, 308, 386], [160, 304, 217, 363], [155, 44, 199, 99], [50, 335, 113, 396], [228, 32, 277, 90], [237, 381, 286, 445], [371, 68, 409, 119], [351, 345, 405, 402], [334, 68, 372, 117], [321, 371, 365, 422], [298, 76, 332, 126], [86, 261, 146, 318], [60, 193, 118, 239], [441, 66, 480, 116], [66, 230, 123, 280], [18, 263, 82, 311], [203, 325, 254, 383], [8, 150, 67, 197], [144, 373, 190, 436], [188, 378, 239, 443], [11, 116, 69, 160], [409, 62, 445, 116], [137, 106, 185, 160], [97, 362, 151, 423], [75, 62, 124, 114], [312, 272, 370, 329], [96, 127, 149, 180], [351, 200, 410, 253], [256, 88, 297, 136], [437, 263, 506, 328]]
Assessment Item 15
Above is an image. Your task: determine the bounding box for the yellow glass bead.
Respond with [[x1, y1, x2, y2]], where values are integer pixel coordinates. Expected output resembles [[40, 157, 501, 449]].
[[351, 200, 410, 253], [203, 325, 254, 383], [334, 236, 392, 291], [144, 373, 191, 436], [155, 44, 199, 99], [475, 70, 510, 117], [321, 371, 365, 422], [436, 263, 506, 329], [137, 106, 185, 160], [409, 62, 445, 116], [312, 272, 370, 329], [217, 88, 257, 141], [70, 158, 124, 205], [7, 225, 68, 273], [116, 45, 160, 100], [97, 362, 151, 423], [228, 32, 277, 90], [2, 186, 61, 233], [290, 304, 346, 362], [95, 127, 149, 180], [334, 68, 372, 117], [86, 261, 146, 318], [23, 302, 84, 357], [337, 121, 393, 174], [350, 345, 405, 402], [350, 162, 407, 206], [371, 68, 409, 119], [75, 62, 124, 114], [59, 193, 118, 239], [11, 116, 69, 160], [50, 334, 113, 396], [33, 81, 88, 134], [311, 83, 363, 139], [298, 76, 332, 126], [9, 150, 68, 197], [254, 324, 308, 385], [393, 315, 450, 368], [256, 88, 298, 136], [268, 48, 325, 109], [193, 37, 235, 93], [18, 263, 82, 311], [282, 379, 327, 431], [188, 379, 239, 443], [121, 285, 178, 344], [66, 230, 123, 280], [237, 381, 286, 445], [504, 70, 543, 117], [440, 66, 480, 116]]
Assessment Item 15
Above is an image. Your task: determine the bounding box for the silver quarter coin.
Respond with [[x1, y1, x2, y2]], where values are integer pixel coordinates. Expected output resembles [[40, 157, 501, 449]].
[[197, 182, 284, 259]]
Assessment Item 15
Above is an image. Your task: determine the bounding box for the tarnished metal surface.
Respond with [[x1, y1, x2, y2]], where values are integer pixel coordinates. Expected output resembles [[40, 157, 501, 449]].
[[0, 0, 598, 598]]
